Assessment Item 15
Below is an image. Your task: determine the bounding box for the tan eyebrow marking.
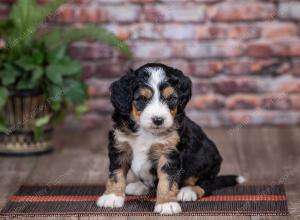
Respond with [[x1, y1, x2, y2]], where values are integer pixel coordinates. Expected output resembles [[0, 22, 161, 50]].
[[139, 87, 153, 98], [162, 86, 175, 98]]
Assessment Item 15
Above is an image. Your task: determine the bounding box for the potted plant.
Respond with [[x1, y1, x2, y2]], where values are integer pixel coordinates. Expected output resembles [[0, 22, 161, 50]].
[[0, 0, 131, 155]]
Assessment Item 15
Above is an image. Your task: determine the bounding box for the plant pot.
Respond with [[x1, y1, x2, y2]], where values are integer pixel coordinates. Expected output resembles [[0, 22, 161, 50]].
[[0, 90, 53, 156]]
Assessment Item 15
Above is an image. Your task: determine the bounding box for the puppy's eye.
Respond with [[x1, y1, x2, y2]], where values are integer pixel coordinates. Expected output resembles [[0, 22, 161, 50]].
[[166, 95, 178, 102], [136, 96, 148, 102]]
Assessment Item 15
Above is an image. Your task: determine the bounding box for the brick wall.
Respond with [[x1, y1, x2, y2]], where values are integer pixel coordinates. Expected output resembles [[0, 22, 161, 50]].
[[1, 0, 300, 128]]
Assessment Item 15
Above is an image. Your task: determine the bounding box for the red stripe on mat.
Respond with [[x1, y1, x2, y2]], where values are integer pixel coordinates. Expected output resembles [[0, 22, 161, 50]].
[[9, 195, 287, 202], [1, 210, 288, 216]]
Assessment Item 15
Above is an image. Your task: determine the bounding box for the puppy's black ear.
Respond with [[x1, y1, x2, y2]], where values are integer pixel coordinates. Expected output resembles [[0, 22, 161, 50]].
[[170, 69, 192, 110], [110, 70, 137, 115]]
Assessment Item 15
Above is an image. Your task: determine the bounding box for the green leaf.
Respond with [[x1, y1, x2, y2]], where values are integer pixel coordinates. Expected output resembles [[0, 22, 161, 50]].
[[46, 84, 63, 102], [45, 65, 63, 84], [63, 79, 87, 106], [15, 56, 38, 71], [59, 59, 82, 76], [75, 103, 87, 115], [31, 47, 44, 64], [1, 64, 19, 86], [8, 0, 68, 48], [31, 67, 43, 84], [35, 115, 50, 127], [0, 87, 8, 109], [43, 26, 132, 58], [47, 46, 66, 63], [16, 77, 36, 90], [50, 101, 61, 111]]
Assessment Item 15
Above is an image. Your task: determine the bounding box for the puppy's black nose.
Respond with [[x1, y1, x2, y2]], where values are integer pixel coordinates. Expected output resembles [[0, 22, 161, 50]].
[[152, 117, 164, 126]]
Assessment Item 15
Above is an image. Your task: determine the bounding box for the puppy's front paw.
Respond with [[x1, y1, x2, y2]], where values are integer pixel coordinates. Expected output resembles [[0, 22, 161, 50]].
[[125, 181, 149, 195], [154, 202, 182, 215], [96, 194, 124, 208], [177, 186, 197, 202]]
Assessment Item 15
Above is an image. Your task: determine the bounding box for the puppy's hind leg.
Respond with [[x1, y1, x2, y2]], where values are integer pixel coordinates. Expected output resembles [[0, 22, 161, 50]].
[[177, 176, 205, 202]]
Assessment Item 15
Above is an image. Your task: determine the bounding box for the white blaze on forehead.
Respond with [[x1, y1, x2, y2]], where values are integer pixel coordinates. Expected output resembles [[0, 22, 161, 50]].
[[145, 67, 166, 89], [139, 66, 173, 132]]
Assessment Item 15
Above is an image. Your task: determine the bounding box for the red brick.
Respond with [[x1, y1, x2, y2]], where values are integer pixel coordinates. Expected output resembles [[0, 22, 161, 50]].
[[279, 2, 300, 21], [103, 24, 131, 41], [144, 5, 206, 22], [161, 24, 195, 40], [292, 59, 300, 75], [249, 59, 279, 74], [69, 42, 113, 60], [132, 41, 175, 59], [190, 60, 223, 77], [157, 59, 191, 75], [195, 26, 212, 40], [130, 23, 160, 40], [275, 77, 300, 93], [192, 94, 225, 110], [223, 59, 252, 76], [260, 22, 298, 39], [209, 2, 276, 22], [102, 5, 141, 23], [226, 59, 291, 76], [261, 94, 291, 110], [212, 77, 258, 95], [56, 5, 76, 24], [130, 0, 157, 3], [87, 78, 112, 97], [290, 95, 300, 110], [87, 98, 113, 113], [192, 80, 213, 94], [196, 24, 259, 40], [246, 41, 274, 58], [227, 25, 259, 40], [226, 95, 260, 110], [184, 41, 244, 59], [78, 5, 141, 23], [247, 38, 300, 58], [94, 60, 131, 78], [0, 5, 9, 19], [82, 62, 96, 79], [79, 7, 103, 23]]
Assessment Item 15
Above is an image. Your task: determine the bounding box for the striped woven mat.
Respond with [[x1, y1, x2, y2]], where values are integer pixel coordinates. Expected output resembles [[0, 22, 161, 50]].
[[0, 184, 288, 217]]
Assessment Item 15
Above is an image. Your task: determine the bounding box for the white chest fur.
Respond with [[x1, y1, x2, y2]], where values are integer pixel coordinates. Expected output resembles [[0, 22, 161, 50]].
[[115, 130, 172, 187]]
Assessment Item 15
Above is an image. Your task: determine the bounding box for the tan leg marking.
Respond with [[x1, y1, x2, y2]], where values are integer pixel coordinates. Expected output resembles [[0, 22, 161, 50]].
[[156, 156, 179, 204], [190, 186, 205, 198], [104, 134, 132, 197], [181, 176, 205, 199], [104, 169, 127, 197], [184, 176, 199, 186]]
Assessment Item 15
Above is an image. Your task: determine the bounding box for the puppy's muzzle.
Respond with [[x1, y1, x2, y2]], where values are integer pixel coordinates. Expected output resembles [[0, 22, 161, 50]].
[[152, 117, 164, 126]]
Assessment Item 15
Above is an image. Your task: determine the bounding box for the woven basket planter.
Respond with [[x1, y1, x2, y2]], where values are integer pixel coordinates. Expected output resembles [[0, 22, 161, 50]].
[[0, 90, 53, 156]]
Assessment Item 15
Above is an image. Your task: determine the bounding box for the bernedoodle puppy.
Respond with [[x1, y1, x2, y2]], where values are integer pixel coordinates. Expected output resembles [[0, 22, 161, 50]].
[[96, 63, 245, 215]]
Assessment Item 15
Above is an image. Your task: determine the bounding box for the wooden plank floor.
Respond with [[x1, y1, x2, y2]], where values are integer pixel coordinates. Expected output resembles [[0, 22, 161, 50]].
[[0, 126, 299, 220]]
